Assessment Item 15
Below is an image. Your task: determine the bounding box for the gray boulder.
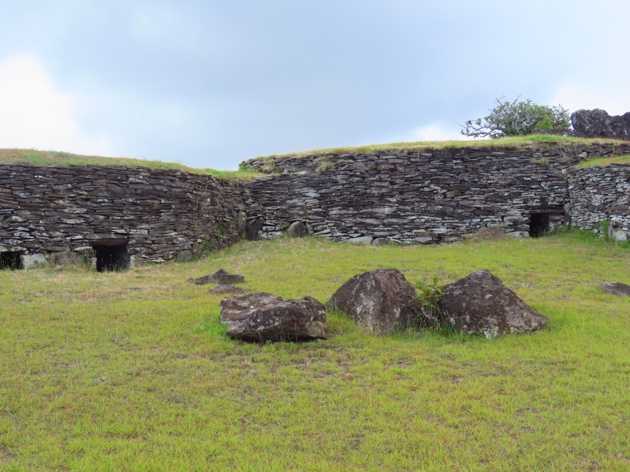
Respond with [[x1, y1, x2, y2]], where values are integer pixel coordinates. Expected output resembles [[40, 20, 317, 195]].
[[598, 282, 630, 297], [571, 109, 630, 140], [326, 268, 421, 335], [287, 221, 309, 238], [437, 269, 548, 338], [220, 292, 328, 342]]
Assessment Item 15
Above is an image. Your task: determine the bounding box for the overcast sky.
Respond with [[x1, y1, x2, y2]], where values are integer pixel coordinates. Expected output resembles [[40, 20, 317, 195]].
[[1, 1, 629, 169]]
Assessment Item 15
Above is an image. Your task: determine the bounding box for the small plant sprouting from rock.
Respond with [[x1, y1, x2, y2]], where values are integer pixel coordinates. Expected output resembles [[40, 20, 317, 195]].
[[415, 277, 443, 312]]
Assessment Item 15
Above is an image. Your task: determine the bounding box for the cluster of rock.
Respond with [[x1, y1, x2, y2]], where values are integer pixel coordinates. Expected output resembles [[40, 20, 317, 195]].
[[218, 267, 548, 342], [240, 142, 630, 245], [571, 109, 630, 140]]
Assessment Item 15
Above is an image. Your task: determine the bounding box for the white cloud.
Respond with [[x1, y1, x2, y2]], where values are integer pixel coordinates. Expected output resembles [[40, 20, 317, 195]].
[[409, 124, 467, 142], [0, 53, 112, 155], [551, 81, 630, 116]]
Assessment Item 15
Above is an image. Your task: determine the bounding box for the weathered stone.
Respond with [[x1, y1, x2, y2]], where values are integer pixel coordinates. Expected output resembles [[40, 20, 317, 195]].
[[47, 251, 84, 267], [246, 217, 263, 241], [436, 269, 548, 338], [187, 269, 245, 285], [209, 284, 248, 295], [572, 109, 630, 140], [327, 268, 421, 335], [287, 221, 308, 238], [598, 282, 630, 297], [220, 292, 327, 342], [236, 211, 247, 238], [20, 253, 47, 269]]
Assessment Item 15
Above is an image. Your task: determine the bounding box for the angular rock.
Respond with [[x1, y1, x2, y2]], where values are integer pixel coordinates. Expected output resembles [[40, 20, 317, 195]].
[[47, 251, 85, 267], [437, 269, 548, 338], [220, 292, 328, 342], [598, 282, 630, 297], [326, 268, 421, 335], [209, 284, 248, 295], [187, 268, 245, 285], [287, 221, 308, 238], [571, 109, 630, 140]]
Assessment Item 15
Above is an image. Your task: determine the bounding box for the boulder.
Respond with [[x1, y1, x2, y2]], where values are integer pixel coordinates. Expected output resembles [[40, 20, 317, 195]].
[[326, 268, 421, 335], [571, 109, 630, 140], [598, 282, 630, 297], [47, 251, 84, 267], [246, 217, 263, 241], [209, 284, 248, 295], [436, 269, 548, 338], [188, 268, 244, 285], [220, 292, 328, 342], [287, 221, 309, 238]]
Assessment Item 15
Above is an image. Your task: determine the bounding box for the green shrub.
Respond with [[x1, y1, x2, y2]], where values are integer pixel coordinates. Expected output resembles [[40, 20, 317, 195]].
[[462, 97, 571, 139]]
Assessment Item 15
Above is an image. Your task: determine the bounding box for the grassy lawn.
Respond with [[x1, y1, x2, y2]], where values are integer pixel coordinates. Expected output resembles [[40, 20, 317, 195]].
[[0, 232, 629, 471]]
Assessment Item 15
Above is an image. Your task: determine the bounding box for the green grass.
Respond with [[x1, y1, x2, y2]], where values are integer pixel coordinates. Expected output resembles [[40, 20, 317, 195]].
[[576, 154, 630, 168], [0, 149, 263, 181], [247, 135, 628, 162], [1, 232, 629, 470]]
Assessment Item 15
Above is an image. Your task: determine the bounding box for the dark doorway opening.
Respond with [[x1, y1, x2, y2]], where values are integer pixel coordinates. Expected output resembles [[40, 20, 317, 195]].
[[0, 252, 22, 270], [91, 240, 130, 272], [529, 213, 550, 238]]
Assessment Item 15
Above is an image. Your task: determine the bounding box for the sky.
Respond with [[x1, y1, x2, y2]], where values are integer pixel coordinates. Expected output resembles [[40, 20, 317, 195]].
[[1, 1, 630, 170]]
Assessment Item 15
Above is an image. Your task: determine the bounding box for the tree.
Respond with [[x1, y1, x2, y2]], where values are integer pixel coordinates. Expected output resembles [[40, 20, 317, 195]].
[[461, 97, 571, 139]]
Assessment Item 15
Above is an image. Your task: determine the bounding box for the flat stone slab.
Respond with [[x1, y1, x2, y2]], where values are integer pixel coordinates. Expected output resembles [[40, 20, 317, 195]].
[[437, 269, 548, 338], [220, 292, 328, 342], [598, 282, 630, 297], [188, 268, 245, 285]]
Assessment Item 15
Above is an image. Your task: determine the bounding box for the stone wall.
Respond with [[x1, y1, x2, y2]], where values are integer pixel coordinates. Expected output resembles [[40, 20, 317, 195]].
[[0, 164, 247, 268], [567, 165, 630, 241], [242, 143, 630, 245], [3, 142, 630, 270]]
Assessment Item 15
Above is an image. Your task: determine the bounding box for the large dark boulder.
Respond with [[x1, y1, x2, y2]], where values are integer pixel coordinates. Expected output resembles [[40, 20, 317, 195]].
[[220, 292, 328, 342], [436, 269, 548, 338], [598, 282, 630, 297], [326, 268, 421, 335], [571, 109, 630, 140]]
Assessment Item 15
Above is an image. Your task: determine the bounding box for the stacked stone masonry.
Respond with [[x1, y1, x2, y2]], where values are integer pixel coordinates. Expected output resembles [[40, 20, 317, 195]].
[[567, 165, 630, 241], [0, 165, 247, 268], [2, 142, 630, 268], [241, 143, 630, 245]]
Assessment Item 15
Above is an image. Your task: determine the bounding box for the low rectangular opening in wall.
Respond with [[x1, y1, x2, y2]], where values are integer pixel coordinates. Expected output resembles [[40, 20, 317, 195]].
[[0, 252, 22, 270], [91, 239, 129, 272], [529, 213, 550, 238]]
